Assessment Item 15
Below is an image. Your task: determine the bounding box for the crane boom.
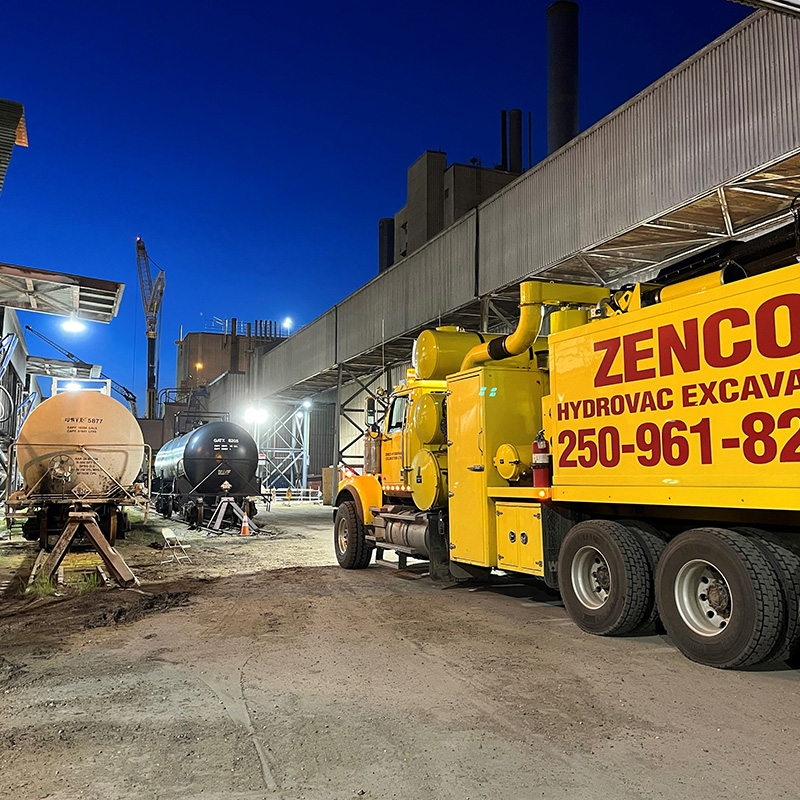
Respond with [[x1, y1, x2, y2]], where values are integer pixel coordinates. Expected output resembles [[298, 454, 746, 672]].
[[135, 237, 165, 419]]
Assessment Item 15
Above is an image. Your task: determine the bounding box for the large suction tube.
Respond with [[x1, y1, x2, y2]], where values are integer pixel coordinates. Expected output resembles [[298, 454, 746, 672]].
[[460, 281, 541, 371]]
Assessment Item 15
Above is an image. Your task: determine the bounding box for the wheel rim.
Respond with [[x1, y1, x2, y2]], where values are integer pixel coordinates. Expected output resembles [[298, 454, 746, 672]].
[[674, 559, 732, 637], [336, 515, 348, 554], [571, 546, 611, 609]]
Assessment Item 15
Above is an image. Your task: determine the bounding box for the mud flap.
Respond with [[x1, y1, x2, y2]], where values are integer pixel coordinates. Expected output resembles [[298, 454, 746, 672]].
[[428, 510, 451, 582], [542, 504, 584, 589]]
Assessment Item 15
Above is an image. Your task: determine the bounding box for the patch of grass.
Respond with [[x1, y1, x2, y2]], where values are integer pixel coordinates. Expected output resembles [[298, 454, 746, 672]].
[[75, 571, 102, 594], [27, 575, 57, 598]]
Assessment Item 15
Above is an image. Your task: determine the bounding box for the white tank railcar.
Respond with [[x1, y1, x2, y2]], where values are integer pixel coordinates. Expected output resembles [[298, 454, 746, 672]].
[[7, 391, 149, 545]]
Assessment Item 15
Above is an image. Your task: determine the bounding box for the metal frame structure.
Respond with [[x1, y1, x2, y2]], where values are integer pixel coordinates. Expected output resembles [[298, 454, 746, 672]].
[[257, 403, 312, 490]]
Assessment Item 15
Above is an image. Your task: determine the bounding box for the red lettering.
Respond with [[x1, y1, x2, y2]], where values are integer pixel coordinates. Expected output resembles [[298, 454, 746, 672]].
[[623, 330, 656, 382], [656, 387, 673, 410], [557, 403, 570, 421], [657, 319, 700, 376], [699, 382, 718, 405], [755, 294, 800, 358], [640, 391, 657, 412], [718, 378, 739, 403], [582, 399, 596, 418], [594, 338, 623, 387], [596, 396, 610, 416], [569, 401, 581, 419], [703, 308, 751, 368], [625, 393, 641, 413], [740, 375, 764, 401], [761, 372, 784, 397], [682, 384, 698, 406], [785, 369, 800, 396], [610, 395, 624, 415]]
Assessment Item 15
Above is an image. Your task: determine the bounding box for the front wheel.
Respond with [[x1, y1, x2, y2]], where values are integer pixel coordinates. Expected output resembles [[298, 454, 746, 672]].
[[655, 528, 783, 668], [334, 500, 372, 569]]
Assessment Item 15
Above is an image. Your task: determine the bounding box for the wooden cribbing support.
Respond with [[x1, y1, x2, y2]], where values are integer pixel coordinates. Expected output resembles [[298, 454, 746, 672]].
[[41, 509, 138, 587]]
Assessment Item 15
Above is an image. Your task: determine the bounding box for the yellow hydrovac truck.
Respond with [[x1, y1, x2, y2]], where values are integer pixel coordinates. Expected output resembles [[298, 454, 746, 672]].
[[334, 262, 800, 668]]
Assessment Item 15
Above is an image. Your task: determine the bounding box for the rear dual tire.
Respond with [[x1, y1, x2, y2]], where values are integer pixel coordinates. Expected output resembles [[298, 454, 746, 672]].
[[655, 528, 783, 669]]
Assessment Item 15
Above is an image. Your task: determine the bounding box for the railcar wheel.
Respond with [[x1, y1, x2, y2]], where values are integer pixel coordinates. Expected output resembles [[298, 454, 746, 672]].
[[334, 500, 372, 569], [734, 528, 800, 664], [558, 520, 651, 636], [655, 528, 783, 668]]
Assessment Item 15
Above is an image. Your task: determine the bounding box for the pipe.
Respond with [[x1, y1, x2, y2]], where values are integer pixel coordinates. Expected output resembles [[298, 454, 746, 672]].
[[501, 110, 508, 171], [547, 1, 579, 155], [657, 264, 746, 304], [460, 281, 541, 371], [509, 109, 523, 174]]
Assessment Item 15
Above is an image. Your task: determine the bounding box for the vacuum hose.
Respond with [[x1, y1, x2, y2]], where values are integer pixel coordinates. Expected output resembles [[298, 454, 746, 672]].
[[460, 281, 541, 371]]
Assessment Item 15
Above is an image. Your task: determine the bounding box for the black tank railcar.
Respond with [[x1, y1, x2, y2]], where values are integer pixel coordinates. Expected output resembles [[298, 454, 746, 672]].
[[153, 421, 261, 526]]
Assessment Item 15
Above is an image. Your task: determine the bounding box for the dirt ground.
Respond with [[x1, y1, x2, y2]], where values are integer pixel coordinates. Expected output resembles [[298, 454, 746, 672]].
[[1, 502, 799, 800]]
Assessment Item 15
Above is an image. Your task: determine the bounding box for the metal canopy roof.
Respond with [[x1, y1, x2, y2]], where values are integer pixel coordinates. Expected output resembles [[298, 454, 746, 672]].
[[0, 262, 123, 323], [534, 149, 800, 287], [27, 356, 102, 380], [0, 98, 26, 198]]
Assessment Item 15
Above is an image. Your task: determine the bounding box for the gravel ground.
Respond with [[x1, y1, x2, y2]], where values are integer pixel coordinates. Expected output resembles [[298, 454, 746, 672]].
[[0, 503, 798, 800]]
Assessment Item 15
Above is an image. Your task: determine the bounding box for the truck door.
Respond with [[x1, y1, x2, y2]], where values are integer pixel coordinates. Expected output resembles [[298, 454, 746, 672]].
[[381, 394, 408, 486]]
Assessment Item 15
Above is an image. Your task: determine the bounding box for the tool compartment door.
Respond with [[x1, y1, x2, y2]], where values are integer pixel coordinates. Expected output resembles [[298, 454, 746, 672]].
[[495, 502, 545, 576]]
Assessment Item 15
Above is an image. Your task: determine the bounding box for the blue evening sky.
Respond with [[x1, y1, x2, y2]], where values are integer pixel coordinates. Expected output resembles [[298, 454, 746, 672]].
[[0, 0, 750, 403]]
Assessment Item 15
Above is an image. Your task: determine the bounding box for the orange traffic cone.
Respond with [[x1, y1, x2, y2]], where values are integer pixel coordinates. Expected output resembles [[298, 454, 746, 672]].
[[240, 513, 251, 537]]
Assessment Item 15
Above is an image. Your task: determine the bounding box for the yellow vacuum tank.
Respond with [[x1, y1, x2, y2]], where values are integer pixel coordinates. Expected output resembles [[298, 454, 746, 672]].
[[414, 329, 545, 381], [410, 449, 448, 510], [413, 393, 445, 445]]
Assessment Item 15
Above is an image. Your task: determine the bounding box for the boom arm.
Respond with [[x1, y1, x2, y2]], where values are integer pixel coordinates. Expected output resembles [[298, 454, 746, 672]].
[[135, 237, 165, 419]]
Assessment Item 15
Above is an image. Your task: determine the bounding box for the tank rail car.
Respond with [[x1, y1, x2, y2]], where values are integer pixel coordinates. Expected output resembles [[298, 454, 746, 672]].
[[152, 420, 261, 528], [5, 390, 150, 547], [335, 261, 800, 670]]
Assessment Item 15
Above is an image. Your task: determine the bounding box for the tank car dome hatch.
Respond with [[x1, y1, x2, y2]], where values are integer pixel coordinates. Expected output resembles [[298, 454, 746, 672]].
[[16, 392, 144, 497], [153, 421, 259, 495]]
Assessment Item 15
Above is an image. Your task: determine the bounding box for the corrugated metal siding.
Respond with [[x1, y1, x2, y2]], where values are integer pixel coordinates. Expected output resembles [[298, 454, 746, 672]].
[[309, 403, 336, 475], [207, 372, 250, 421], [253, 309, 337, 398], [337, 212, 475, 362], [478, 11, 800, 294]]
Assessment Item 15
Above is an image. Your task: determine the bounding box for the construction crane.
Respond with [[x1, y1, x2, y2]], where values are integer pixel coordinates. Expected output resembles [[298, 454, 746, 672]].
[[24, 325, 138, 416], [135, 237, 165, 419]]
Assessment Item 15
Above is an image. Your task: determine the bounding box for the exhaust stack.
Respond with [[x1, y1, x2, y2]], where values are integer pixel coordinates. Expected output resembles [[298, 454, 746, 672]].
[[547, 1, 579, 155]]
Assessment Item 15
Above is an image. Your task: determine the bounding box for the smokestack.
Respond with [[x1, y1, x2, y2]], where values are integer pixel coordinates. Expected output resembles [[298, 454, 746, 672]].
[[501, 110, 508, 171], [547, 1, 579, 155], [509, 109, 523, 174], [231, 316, 239, 372], [378, 218, 395, 273]]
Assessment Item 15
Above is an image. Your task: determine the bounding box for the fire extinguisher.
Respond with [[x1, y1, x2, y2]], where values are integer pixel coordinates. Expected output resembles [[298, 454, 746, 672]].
[[532, 432, 551, 489]]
